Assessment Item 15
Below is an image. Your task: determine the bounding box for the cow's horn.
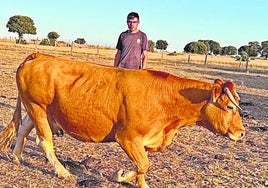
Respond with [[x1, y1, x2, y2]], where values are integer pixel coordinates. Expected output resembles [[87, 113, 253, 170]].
[[223, 87, 242, 110], [234, 91, 240, 100]]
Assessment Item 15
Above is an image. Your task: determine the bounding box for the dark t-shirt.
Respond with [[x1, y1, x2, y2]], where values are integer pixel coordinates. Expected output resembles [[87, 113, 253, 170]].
[[116, 30, 149, 69]]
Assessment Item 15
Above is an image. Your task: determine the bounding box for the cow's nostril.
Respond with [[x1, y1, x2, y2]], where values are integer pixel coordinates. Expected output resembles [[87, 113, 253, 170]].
[[241, 132, 245, 138]]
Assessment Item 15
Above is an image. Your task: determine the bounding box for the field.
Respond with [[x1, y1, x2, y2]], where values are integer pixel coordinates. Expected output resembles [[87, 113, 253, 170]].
[[0, 41, 267, 188]]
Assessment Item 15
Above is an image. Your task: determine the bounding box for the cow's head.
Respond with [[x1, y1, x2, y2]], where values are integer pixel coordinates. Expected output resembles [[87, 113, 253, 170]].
[[201, 79, 245, 140]]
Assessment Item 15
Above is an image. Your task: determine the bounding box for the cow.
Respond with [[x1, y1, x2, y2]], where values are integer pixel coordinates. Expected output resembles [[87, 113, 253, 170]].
[[0, 53, 245, 188]]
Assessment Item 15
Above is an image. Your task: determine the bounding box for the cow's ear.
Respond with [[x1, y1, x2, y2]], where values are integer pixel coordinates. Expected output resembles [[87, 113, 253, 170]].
[[211, 85, 222, 102], [214, 78, 224, 85]]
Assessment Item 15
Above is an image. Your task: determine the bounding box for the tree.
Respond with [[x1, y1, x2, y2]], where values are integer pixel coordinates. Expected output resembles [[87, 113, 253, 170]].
[[40, 38, 51, 46], [198, 40, 221, 55], [248, 41, 261, 57], [6, 15, 37, 43], [184, 41, 207, 54], [221, 46, 237, 55], [238, 45, 250, 55], [198, 40, 210, 52], [238, 42, 261, 57], [47, 31, 60, 46], [221, 47, 229, 55], [227, 46, 237, 55], [209, 40, 221, 55], [48, 32, 60, 40], [261, 41, 268, 58], [148, 40, 155, 52], [261, 48, 268, 58], [74, 38, 86, 45], [155, 40, 168, 51], [240, 51, 249, 61]]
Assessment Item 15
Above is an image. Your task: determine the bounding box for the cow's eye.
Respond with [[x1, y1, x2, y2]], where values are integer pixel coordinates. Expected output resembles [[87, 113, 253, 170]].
[[227, 105, 234, 112]]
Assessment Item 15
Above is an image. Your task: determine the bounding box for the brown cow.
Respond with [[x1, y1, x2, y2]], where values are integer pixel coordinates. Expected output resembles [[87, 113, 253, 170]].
[[0, 53, 245, 188]]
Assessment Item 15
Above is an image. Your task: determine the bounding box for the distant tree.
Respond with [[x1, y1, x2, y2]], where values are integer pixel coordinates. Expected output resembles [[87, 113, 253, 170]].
[[48, 32, 60, 40], [240, 51, 249, 61], [261, 41, 268, 51], [155, 40, 168, 51], [198, 40, 221, 55], [148, 40, 155, 52], [6, 15, 37, 43], [261, 41, 268, 58], [209, 41, 221, 55], [184, 41, 207, 54], [221, 47, 229, 55], [198, 40, 210, 52], [40, 38, 51, 46], [238, 42, 261, 57], [155, 40, 168, 63], [228, 46, 237, 55], [74, 38, 86, 45], [261, 48, 268, 58], [238, 45, 250, 55], [248, 41, 261, 57], [221, 46, 237, 55], [47, 31, 60, 46]]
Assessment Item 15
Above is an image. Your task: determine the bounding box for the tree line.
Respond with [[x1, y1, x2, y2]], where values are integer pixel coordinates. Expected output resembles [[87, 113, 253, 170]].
[[182, 40, 268, 59], [5, 15, 268, 59], [6, 15, 87, 46]]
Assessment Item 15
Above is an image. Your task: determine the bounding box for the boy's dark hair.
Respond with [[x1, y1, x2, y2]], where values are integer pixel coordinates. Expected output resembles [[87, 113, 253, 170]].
[[127, 12, 139, 20]]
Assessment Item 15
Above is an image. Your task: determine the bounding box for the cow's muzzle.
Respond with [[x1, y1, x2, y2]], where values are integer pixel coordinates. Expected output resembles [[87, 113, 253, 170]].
[[228, 130, 245, 141]]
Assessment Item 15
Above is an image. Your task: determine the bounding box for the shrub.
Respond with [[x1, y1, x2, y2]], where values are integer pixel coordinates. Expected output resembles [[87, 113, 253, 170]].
[[167, 51, 178, 56], [16, 39, 27, 44], [40, 38, 50, 46]]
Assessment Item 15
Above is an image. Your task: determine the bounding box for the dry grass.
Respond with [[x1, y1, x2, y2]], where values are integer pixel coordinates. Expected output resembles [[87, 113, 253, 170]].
[[0, 41, 267, 188]]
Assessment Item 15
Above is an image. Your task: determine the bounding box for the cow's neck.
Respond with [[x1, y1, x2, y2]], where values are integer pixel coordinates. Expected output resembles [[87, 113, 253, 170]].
[[172, 79, 214, 128]]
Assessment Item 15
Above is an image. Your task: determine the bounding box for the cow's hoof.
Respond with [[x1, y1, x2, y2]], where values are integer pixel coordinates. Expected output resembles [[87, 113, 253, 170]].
[[12, 153, 22, 165], [57, 169, 71, 179], [112, 169, 125, 182], [112, 169, 137, 183]]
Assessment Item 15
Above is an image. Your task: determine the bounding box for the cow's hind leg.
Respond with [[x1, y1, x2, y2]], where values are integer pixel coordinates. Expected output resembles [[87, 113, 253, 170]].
[[12, 115, 34, 164], [29, 107, 70, 178], [115, 134, 150, 188]]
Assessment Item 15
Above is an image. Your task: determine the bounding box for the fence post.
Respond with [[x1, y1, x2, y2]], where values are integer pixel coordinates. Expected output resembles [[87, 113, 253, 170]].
[[204, 53, 208, 65], [70, 41, 73, 56], [246, 59, 249, 72], [35, 38, 38, 52], [96, 45, 99, 55], [188, 54, 191, 63]]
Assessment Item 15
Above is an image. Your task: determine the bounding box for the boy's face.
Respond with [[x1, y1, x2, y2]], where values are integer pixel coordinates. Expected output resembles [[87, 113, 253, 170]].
[[127, 17, 140, 33]]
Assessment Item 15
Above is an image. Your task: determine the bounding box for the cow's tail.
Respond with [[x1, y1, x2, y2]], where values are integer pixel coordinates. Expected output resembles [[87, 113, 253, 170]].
[[0, 95, 22, 153]]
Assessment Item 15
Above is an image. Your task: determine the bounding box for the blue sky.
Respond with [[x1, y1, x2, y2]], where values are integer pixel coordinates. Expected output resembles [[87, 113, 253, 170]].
[[0, 0, 267, 52]]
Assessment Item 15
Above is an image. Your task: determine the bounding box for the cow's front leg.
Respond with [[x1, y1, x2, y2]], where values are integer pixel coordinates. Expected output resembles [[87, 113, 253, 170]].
[[12, 115, 34, 164], [115, 133, 150, 188]]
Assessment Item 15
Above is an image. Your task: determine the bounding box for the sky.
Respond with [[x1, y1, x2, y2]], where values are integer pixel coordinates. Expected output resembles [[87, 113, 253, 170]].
[[0, 0, 267, 52]]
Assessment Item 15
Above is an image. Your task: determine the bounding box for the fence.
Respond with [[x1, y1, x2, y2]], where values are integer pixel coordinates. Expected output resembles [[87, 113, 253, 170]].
[[0, 37, 267, 74]]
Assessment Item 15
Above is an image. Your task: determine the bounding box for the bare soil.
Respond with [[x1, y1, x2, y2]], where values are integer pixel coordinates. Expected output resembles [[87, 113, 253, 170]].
[[0, 42, 267, 188]]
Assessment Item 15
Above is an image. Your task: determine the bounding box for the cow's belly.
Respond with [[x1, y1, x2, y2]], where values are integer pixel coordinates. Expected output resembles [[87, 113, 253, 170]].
[[51, 107, 115, 143]]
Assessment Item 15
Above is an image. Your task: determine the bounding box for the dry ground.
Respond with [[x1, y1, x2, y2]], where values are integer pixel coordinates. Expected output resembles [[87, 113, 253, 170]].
[[0, 42, 267, 188]]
